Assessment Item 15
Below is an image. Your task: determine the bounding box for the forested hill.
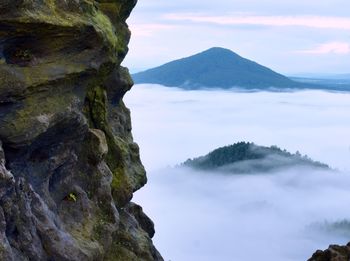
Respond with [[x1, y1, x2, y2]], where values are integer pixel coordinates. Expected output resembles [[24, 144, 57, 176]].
[[182, 142, 329, 173], [132, 47, 310, 89]]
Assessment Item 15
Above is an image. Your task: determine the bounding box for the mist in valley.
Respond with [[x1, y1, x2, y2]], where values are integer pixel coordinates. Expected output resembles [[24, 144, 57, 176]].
[[124, 84, 350, 261]]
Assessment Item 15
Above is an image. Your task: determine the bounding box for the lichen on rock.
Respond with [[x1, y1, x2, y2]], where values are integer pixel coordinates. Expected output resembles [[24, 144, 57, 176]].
[[0, 0, 162, 260]]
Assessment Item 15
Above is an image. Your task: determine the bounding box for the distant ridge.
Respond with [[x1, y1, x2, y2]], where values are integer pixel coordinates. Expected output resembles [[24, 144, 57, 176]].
[[132, 47, 309, 89]]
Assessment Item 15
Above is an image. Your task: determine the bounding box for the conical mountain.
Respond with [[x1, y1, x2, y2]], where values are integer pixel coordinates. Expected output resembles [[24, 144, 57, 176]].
[[132, 47, 306, 89]]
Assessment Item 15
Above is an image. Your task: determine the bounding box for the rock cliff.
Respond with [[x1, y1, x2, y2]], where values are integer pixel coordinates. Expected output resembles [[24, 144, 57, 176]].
[[0, 1, 163, 260], [308, 243, 350, 261]]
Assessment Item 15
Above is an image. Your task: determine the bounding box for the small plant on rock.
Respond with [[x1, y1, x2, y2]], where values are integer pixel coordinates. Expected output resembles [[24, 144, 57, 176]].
[[66, 192, 77, 202]]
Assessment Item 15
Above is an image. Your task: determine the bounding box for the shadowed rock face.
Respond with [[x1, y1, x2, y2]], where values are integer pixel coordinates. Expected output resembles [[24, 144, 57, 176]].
[[0, 1, 163, 260]]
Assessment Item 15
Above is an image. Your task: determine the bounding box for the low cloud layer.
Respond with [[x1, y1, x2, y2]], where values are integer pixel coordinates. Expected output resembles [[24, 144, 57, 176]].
[[136, 167, 350, 261], [125, 85, 350, 172], [125, 85, 350, 261]]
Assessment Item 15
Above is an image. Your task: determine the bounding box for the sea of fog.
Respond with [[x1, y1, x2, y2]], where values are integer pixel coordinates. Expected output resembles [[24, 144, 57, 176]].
[[124, 84, 350, 261]]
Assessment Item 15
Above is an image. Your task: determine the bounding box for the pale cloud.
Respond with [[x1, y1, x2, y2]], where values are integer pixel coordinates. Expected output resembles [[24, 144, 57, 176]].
[[164, 13, 350, 30], [130, 23, 178, 37], [126, 85, 350, 171], [297, 42, 350, 55]]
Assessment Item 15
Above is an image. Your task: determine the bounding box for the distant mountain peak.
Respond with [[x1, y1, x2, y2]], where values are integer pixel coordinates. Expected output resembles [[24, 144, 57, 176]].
[[202, 47, 235, 54], [195, 47, 242, 59], [132, 47, 306, 89]]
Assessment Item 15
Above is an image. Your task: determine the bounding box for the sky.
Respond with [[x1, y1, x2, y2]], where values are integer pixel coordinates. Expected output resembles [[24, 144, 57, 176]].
[[124, 85, 350, 261], [123, 0, 350, 75]]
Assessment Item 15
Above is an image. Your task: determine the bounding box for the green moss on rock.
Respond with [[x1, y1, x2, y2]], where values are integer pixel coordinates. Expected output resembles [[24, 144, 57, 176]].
[[83, 84, 134, 207]]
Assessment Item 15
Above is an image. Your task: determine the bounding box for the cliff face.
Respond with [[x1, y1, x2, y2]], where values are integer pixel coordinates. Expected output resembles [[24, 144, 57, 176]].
[[0, 1, 163, 260]]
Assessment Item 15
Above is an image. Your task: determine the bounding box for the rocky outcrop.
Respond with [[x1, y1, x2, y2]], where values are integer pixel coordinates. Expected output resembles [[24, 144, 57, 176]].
[[308, 243, 350, 261], [0, 0, 162, 260]]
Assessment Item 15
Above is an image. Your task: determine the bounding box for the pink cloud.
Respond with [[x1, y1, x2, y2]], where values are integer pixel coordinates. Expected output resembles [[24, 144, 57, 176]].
[[297, 42, 350, 54], [164, 13, 350, 30]]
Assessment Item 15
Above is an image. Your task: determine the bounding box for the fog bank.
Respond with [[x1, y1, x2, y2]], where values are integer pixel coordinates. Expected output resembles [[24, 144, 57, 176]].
[[124, 84, 350, 261], [125, 84, 350, 171], [138, 167, 350, 261]]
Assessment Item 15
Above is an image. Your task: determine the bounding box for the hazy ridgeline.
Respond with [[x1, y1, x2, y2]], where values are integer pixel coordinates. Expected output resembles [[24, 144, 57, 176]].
[[125, 84, 350, 261]]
